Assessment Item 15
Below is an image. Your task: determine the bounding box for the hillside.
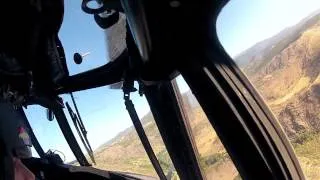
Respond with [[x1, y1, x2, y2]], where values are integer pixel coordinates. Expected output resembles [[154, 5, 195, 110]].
[[236, 9, 320, 76], [92, 91, 237, 180], [93, 112, 162, 176], [236, 12, 320, 180], [241, 17, 320, 137], [91, 10, 320, 180]]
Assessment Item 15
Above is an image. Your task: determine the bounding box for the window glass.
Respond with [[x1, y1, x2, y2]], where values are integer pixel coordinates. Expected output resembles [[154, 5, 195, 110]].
[[217, 1, 320, 179], [143, 112, 179, 179], [30, 147, 39, 158], [26, 85, 177, 178], [25, 0, 178, 178], [175, 75, 240, 180], [25, 105, 77, 163], [66, 87, 177, 179]]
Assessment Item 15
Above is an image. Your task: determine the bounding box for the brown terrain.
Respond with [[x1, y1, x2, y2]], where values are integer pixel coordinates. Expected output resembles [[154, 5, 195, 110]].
[[250, 23, 320, 136], [237, 11, 320, 180], [90, 10, 320, 180], [92, 93, 239, 180]]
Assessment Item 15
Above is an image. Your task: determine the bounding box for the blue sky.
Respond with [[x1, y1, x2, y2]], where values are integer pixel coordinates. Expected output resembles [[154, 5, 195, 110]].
[[217, 0, 320, 57], [26, 0, 320, 162]]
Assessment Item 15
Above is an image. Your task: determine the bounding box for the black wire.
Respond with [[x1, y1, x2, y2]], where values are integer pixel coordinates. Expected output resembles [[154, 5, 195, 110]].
[[50, 149, 66, 162], [123, 83, 167, 180], [70, 93, 87, 134], [65, 102, 96, 164]]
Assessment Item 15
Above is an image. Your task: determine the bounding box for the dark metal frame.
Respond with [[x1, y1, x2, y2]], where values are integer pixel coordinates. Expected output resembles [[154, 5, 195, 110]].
[[177, 50, 305, 179], [144, 82, 204, 180]]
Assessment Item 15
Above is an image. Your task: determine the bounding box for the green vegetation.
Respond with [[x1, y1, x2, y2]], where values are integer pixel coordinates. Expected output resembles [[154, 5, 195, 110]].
[[290, 131, 320, 179], [233, 174, 242, 180], [199, 152, 230, 171], [292, 131, 319, 145], [157, 150, 172, 174], [292, 131, 320, 164]]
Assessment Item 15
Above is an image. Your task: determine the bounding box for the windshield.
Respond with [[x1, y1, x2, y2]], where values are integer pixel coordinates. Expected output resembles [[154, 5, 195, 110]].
[[25, 1, 178, 178], [217, 0, 320, 179]]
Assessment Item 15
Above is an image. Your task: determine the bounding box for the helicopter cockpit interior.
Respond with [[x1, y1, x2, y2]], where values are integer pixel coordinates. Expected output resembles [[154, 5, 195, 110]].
[[2, 0, 320, 180]]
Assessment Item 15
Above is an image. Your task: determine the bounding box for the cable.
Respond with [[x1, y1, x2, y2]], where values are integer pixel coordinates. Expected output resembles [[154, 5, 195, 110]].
[[65, 102, 96, 164], [52, 149, 66, 162], [123, 79, 167, 180], [70, 93, 87, 134], [46, 149, 66, 163]]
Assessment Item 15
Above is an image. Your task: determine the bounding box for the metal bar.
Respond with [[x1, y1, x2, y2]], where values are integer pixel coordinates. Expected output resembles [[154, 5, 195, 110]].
[[69, 93, 95, 158], [52, 103, 90, 166], [144, 82, 204, 180], [180, 64, 273, 179], [18, 108, 46, 158], [65, 102, 96, 164], [171, 79, 204, 174], [124, 97, 167, 180], [57, 51, 128, 94]]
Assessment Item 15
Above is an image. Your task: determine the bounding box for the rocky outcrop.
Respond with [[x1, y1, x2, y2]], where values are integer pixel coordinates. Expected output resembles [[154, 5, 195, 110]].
[[277, 83, 320, 137]]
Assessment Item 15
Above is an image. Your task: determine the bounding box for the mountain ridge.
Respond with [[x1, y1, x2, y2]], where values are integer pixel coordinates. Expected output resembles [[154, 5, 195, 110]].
[[235, 9, 320, 76], [243, 16, 320, 137]]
